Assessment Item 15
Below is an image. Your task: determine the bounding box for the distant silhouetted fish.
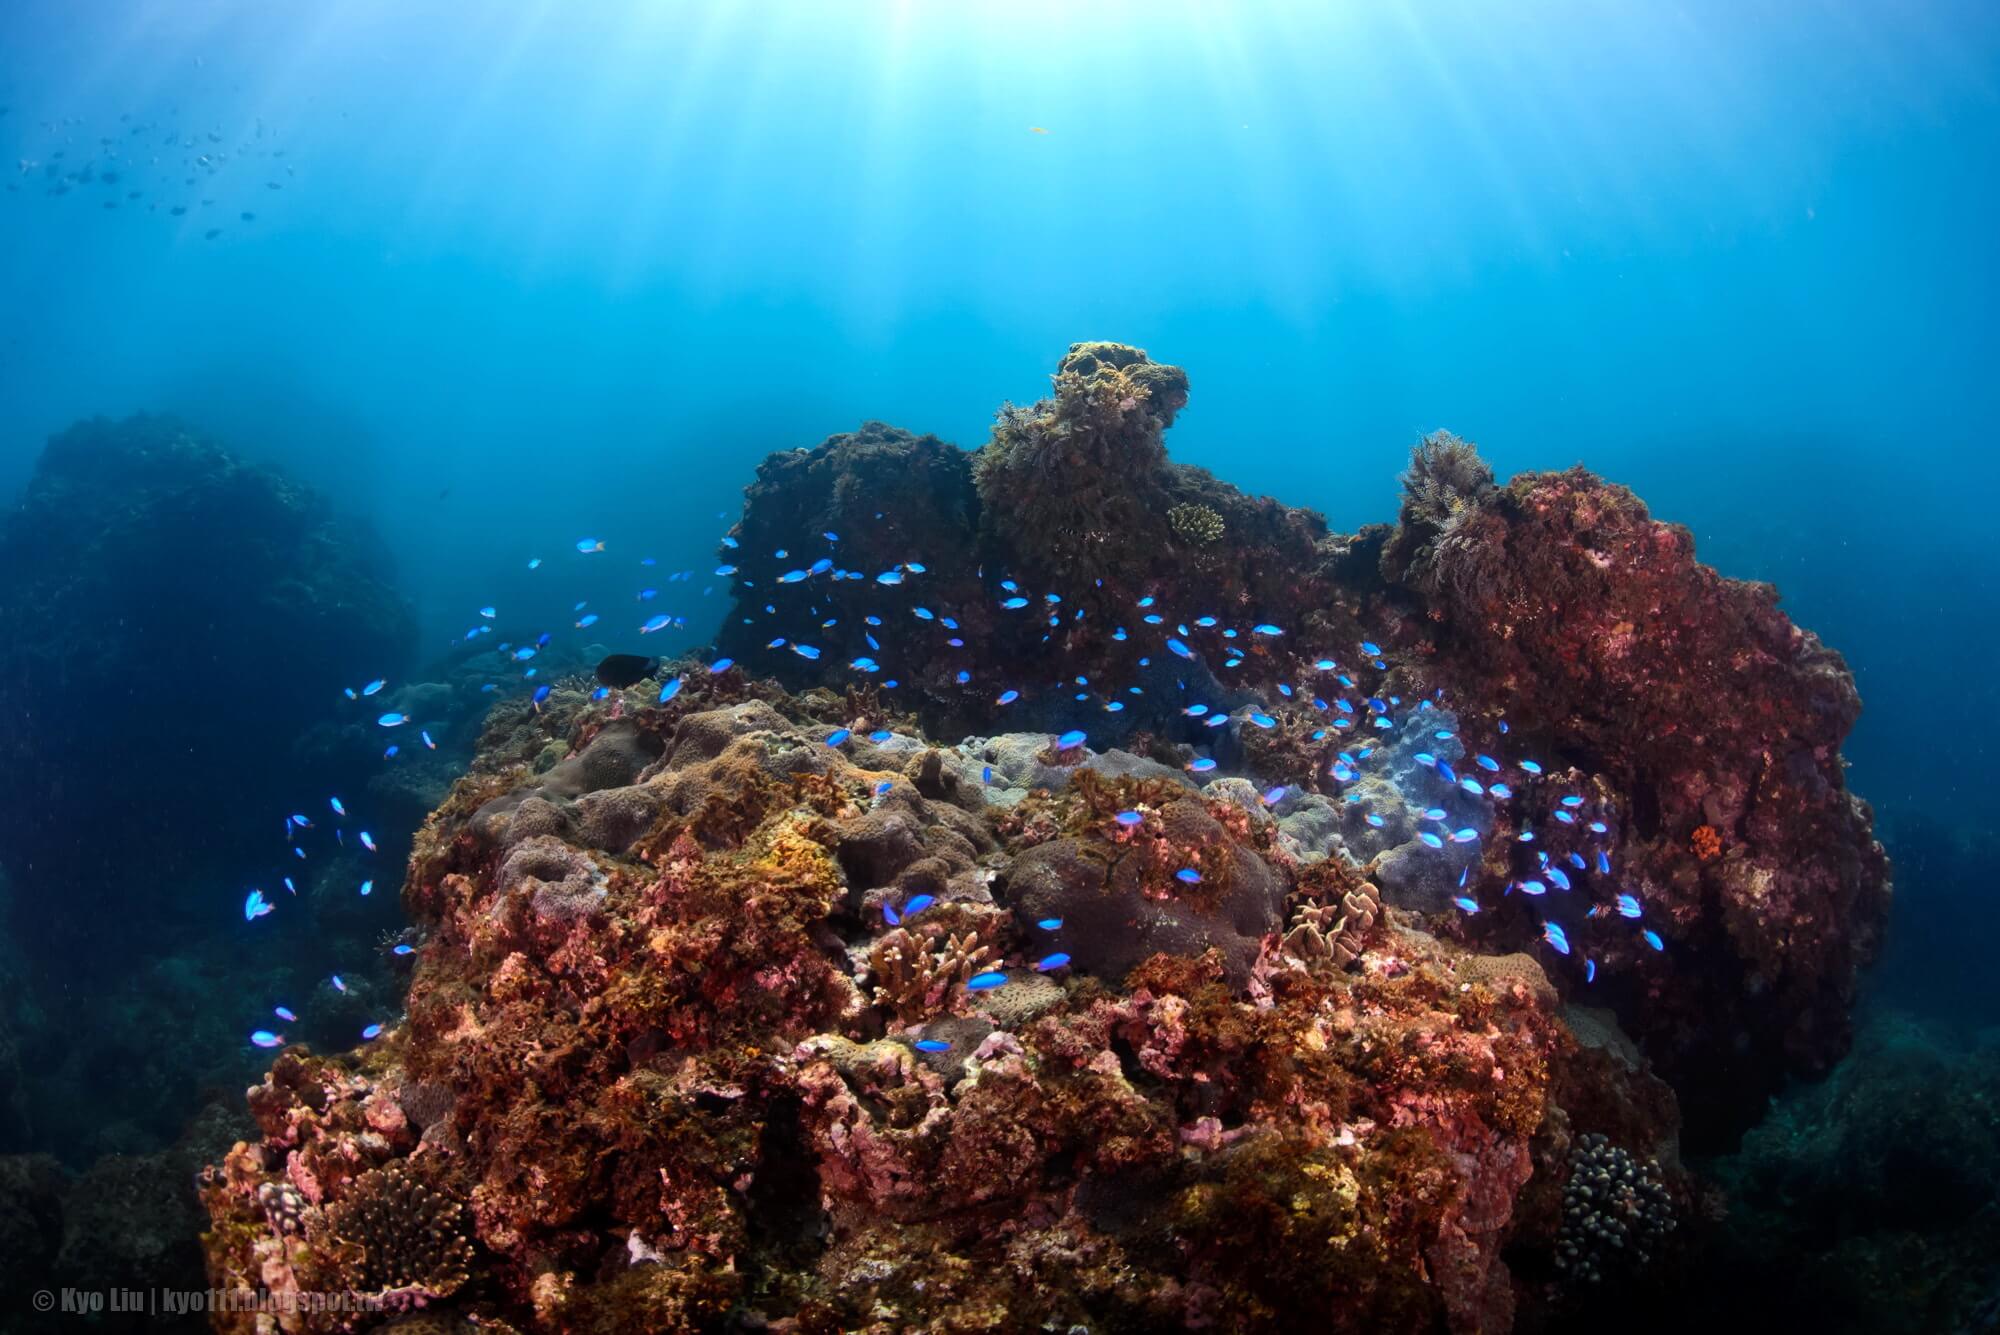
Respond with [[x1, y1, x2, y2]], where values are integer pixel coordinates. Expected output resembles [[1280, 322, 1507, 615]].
[[595, 653, 659, 689]]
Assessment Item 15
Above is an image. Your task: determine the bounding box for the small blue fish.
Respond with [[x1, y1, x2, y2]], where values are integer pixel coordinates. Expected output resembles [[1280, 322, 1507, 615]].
[[1475, 754, 1499, 772], [1450, 828, 1479, 843], [956, 670, 971, 684], [825, 728, 851, 746], [359, 831, 377, 852], [1248, 712, 1275, 729], [1595, 850, 1611, 874], [1522, 879, 1548, 896], [711, 657, 735, 673], [576, 538, 605, 553], [1188, 757, 1217, 773], [904, 895, 935, 915], [1036, 917, 1063, 930], [1175, 868, 1202, 884], [274, 1006, 298, 1021], [791, 643, 822, 660], [576, 613, 600, 629], [1642, 929, 1664, 951], [1365, 812, 1384, 827], [1418, 831, 1444, 849], [1488, 783, 1513, 799], [1057, 729, 1086, 749], [393, 944, 415, 956], [1001, 596, 1030, 609], [362, 679, 387, 696], [875, 570, 905, 585], [1115, 810, 1143, 827], [1546, 867, 1572, 891], [528, 557, 543, 568], [874, 780, 893, 795], [1166, 637, 1195, 660], [1453, 896, 1479, 913], [244, 890, 272, 921], [1460, 777, 1484, 795], [479, 606, 497, 618], [913, 1038, 951, 1053], [1360, 641, 1381, 656], [377, 712, 407, 727], [1422, 807, 1447, 821], [1252, 623, 1283, 636], [1184, 703, 1210, 717], [1034, 953, 1071, 971], [965, 971, 1007, 991], [659, 677, 684, 703], [360, 879, 374, 896], [361, 1024, 383, 1040], [422, 730, 436, 750], [1519, 760, 1543, 775], [251, 1030, 284, 1049], [1263, 786, 1288, 806], [1543, 922, 1571, 955], [1616, 894, 1642, 919]]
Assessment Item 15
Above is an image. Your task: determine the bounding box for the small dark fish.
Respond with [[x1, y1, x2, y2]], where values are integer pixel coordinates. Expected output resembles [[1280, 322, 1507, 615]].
[[595, 653, 659, 689]]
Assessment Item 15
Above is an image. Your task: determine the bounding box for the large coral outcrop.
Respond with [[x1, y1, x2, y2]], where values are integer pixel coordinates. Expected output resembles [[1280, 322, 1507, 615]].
[[709, 348, 1888, 1147], [1376, 464, 1891, 1141], [200, 670, 1681, 1333]]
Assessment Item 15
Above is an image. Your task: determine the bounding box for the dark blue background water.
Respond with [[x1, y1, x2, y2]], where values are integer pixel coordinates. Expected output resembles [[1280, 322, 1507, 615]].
[[2, 2, 1995, 1026]]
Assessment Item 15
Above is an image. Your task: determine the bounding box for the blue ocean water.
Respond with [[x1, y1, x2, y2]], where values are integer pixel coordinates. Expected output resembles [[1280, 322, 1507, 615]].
[[1, 1, 1997, 1324]]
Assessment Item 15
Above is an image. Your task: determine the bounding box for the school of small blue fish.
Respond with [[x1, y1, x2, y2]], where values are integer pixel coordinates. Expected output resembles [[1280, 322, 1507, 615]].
[[235, 509, 1674, 1052]]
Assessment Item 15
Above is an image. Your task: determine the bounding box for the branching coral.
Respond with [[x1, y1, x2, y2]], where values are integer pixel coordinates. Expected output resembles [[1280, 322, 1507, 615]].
[[1168, 501, 1226, 546], [867, 924, 1000, 1023], [318, 1161, 475, 1305]]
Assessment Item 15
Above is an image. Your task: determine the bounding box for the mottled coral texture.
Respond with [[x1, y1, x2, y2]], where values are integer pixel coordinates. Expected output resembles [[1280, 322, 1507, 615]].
[[200, 676, 1681, 1333]]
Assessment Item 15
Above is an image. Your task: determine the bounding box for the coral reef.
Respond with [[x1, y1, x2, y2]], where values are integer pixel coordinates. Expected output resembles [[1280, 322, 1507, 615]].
[[200, 672, 1684, 1333], [711, 352, 1889, 1148], [193, 342, 1895, 1330]]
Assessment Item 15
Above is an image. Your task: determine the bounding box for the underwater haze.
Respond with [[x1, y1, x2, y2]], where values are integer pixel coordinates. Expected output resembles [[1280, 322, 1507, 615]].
[[2, 2, 1998, 1332]]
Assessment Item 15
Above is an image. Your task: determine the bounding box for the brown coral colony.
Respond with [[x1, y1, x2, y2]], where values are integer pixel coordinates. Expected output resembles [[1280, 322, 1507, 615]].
[[199, 343, 1888, 1333]]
